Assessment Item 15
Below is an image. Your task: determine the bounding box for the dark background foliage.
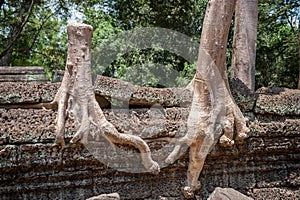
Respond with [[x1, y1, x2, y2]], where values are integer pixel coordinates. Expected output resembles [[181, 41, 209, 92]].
[[0, 0, 299, 89]]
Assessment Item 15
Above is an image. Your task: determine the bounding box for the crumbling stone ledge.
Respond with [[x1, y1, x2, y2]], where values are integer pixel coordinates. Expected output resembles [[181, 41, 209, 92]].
[[0, 76, 258, 110], [0, 67, 49, 82], [0, 76, 298, 115]]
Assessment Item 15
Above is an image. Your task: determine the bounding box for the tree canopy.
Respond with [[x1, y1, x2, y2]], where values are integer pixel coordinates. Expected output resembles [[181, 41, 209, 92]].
[[0, 0, 299, 89], [256, 0, 299, 88]]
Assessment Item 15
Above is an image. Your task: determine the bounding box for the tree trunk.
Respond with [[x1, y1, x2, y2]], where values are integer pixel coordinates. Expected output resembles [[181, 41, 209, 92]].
[[0, 49, 12, 66], [231, 0, 258, 92], [0, 0, 34, 66], [52, 22, 159, 174], [166, 0, 250, 198]]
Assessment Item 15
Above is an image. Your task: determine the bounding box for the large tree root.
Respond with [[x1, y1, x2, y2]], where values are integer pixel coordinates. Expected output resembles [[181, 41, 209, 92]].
[[51, 21, 250, 198], [170, 0, 252, 197], [52, 22, 159, 174], [166, 78, 250, 199]]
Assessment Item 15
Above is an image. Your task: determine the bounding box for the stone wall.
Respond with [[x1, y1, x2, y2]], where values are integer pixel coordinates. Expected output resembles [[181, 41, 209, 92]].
[[0, 67, 49, 82], [0, 76, 299, 200]]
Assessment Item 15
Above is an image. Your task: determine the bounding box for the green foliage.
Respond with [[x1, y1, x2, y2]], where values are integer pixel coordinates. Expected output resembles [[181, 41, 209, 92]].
[[112, 0, 206, 37], [0, 0, 299, 88], [109, 49, 194, 87], [90, 0, 205, 87], [0, 0, 72, 75], [29, 18, 68, 77], [256, 0, 299, 88]]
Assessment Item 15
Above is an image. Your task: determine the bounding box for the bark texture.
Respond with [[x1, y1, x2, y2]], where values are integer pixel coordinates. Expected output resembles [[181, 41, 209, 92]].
[[231, 0, 258, 91], [298, 28, 300, 89], [52, 22, 159, 174]]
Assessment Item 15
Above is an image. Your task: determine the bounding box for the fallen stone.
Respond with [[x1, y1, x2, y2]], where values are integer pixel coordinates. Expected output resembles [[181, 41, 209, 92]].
[[208, 187, 253, 200], [86, 193, 120, 200]]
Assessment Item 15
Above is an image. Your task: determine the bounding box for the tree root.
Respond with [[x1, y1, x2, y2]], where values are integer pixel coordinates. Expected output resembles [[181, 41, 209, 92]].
[[53, 22, 159, 174], [219, 97, 250, 147], [166, 79, 250, 198], [52, 21, 250, 198]]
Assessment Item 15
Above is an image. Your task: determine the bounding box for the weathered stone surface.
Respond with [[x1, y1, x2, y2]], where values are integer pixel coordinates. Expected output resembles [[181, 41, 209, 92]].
[[9, 76, 300, 117], [0, 76, 257, 111], [94, 75, 192, 107], [0, 82, 60, 104], [0, 82, 111, 108], [249, 119, 300, 138], [251, 187, 300, 200], [229, 78, 257, 112], [0, 106, 300, 199], [0, 67, 49, 82], [0, 78, 300, 199], [95, 75, 257, 111], [0, 109, 58, 144], [40, 75, 255, 111], [208, 187, 253, 200], [255, 86, 300, 115], [2, 108, 300, 145], [0, 108, 188, 144]]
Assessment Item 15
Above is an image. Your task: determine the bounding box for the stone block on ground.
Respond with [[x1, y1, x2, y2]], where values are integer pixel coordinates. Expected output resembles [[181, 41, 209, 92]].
[[86, 193, 120, 200], [208, 187, 253, 200]]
